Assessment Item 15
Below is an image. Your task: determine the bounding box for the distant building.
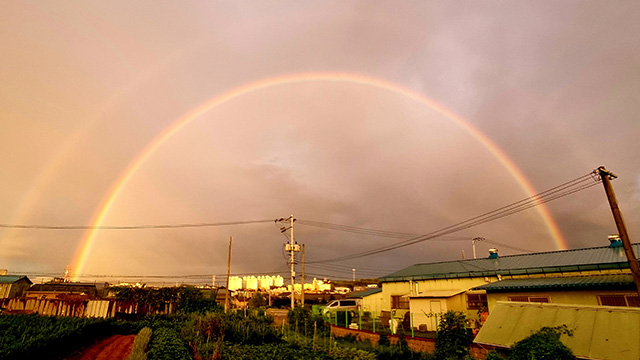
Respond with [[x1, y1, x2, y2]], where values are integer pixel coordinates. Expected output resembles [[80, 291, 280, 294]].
[[228, 275, 285, 291], [228, 276, 243, 291]]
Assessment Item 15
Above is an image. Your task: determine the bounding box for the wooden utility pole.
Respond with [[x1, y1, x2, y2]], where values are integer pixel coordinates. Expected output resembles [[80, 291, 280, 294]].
[[301, 244, 305, 307], [598, 166, 640, 298], [224, 236, 232, 311]]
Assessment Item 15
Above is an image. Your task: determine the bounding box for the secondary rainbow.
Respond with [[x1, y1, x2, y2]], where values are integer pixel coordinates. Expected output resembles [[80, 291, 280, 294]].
[[70, 72, 567, 280]]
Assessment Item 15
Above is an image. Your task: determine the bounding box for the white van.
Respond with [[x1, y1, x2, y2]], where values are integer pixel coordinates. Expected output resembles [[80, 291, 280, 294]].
[[322, 299, 361, 315]]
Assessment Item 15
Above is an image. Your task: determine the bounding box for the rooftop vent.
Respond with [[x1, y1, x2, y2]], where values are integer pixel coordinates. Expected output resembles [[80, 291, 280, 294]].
[[488, 248, 499, 259], [608, 234, 623, 248]]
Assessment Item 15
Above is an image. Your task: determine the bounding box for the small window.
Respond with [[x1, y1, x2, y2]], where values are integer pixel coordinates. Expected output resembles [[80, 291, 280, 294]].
[[341, 300, 356, 306], [528, 297, 550, 303], [508, 295, 550, 303], [599, 295, 639, 307], [466, 294, 488, 310], [391, 295, 409, 309], [626, 295, 640, 307]]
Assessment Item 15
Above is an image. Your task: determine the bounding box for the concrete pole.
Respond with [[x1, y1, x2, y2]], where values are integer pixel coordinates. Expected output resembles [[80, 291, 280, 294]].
[[301, 244, 305, 307], [290, 214, 295, 309], [225, 236, 232, 311]]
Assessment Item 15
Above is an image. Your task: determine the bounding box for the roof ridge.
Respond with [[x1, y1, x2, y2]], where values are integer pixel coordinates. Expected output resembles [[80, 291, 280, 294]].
[[405, 243, 639, 267]]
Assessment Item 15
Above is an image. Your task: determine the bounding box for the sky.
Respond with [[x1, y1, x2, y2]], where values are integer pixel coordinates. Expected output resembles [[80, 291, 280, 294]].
[[1, 1, 639, 285]]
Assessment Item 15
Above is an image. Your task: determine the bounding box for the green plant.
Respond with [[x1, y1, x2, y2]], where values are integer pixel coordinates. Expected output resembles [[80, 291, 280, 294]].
[[434, 311, 472, 360], [509, 325, 575, 360], [248, 292, 267, 308], [0, 314, 126, 360], [147, 327, 191, 360], [127, 327, 152, 360], [484, 350, 506, 360], [377, 333, 390, 347]]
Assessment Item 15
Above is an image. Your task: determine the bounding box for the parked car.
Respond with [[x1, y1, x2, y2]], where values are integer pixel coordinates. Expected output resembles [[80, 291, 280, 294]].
[[322, 299, 361, 315]]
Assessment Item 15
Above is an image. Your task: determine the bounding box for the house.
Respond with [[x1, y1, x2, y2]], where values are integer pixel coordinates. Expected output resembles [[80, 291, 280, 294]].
[[0, 275, 33, 300], [347, 287, 384, 314], [474, 301, 640, 360], [378, 240, 640, 331]]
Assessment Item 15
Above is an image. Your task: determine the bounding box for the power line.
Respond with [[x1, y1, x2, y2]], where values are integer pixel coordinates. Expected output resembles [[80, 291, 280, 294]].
[[0, 219, 274, 230], [306, 170, 601, 264]]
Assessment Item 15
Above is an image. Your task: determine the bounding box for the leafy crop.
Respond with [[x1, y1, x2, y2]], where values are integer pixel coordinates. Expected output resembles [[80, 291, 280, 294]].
[[147, 327, 192, 360], [0, 314, 123, 360]]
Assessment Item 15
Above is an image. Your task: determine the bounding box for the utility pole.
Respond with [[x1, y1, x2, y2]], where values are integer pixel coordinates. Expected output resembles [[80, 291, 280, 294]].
[[598, 166, 640, 298], [301, 244, 305, 307], [277, 215, 299, 309], [472, 237, 484, 259], [225, 236, 232, 311]]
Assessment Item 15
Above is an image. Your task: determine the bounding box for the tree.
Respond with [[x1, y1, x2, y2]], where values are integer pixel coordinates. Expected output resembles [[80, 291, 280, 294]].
[[434, 311, 472, 360], [248, 292, 267, 308], [509, 325, 576, 360]]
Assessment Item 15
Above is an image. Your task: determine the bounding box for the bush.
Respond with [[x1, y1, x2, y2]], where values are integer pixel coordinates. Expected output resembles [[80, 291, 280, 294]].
[[127, 327, 152, 360], [509, 325, 575, 360], [288, 307, 330, 338], [484, 351, 506, 360], [434, 311, 472, 360]]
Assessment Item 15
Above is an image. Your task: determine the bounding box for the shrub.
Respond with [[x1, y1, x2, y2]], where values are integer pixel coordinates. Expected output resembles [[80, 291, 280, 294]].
[[509, 325, 575, 360], [127, 327, 152, 360], [434, 311, 472, 360], [288, 307, 330, 338], [484, 351, 506, 360]]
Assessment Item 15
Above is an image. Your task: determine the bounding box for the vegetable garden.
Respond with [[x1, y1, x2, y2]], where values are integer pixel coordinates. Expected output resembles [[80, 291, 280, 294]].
[[0, 306, 574, 360]]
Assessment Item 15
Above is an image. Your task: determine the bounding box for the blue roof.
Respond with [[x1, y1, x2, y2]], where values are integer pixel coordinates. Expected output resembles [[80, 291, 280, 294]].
[[380, 244, 640, 282], [472, 274, 635, 291], [0, 275, 32, 284]]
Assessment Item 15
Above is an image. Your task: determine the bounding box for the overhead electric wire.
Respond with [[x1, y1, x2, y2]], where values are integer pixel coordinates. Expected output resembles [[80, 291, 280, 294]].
[[0, 219, 274, 230], [305, 170, 602, 264]]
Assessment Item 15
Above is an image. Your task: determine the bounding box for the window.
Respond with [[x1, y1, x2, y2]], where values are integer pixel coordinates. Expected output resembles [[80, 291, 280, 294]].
[[599, 295, 640, 307], [341, 300, 356, 307], [508, 295, 550, 303], [467, 294, 488, 310], [391, 295, 409, 309]]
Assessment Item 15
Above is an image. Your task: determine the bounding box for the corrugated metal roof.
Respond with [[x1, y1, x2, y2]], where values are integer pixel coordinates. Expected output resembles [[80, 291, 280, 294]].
[[347, 287, 382, 298], [472, 274, 635, 291], [380, 244, 640, 282], [409, 289, 465, 298], [0, 275, 32, 284], [474, 301, 640, 360]]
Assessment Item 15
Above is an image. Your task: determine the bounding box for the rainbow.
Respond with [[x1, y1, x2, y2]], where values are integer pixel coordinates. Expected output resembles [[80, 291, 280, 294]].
[[70, 72, 567, 280]]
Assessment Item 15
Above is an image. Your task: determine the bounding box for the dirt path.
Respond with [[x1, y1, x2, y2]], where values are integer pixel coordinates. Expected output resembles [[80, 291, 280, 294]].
[[68, 334, 135, 360]]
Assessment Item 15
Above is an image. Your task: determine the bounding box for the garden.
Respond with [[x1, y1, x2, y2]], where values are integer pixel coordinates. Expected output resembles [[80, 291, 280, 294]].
[[0, 289, 576, 360]]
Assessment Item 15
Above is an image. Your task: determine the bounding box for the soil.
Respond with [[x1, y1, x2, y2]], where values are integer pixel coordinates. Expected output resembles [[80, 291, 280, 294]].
[[67, 334, 135, 360]]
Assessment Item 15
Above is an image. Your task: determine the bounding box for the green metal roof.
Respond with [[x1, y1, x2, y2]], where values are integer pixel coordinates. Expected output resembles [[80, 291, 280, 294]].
[[380, 244, 640, 282], [0, 275, 32, 284], [474, 301, 640, 360], [472, 274, 635, 292], [347, 287, 382, 298]]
